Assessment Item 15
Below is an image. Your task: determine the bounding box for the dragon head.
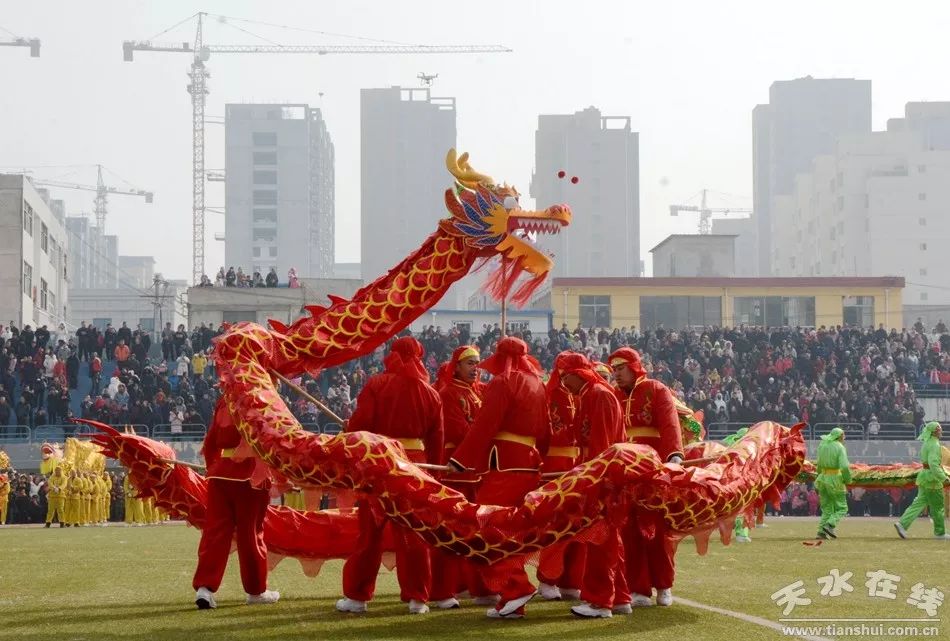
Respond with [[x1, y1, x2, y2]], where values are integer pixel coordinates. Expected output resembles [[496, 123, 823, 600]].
[[440, 149, 572, 305]]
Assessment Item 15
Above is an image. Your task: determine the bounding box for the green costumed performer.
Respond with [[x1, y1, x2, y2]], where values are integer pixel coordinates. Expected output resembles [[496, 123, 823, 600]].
[[723, 428, 753, 543], [815, 427, 851, 540], [895, 422, 950, 540]]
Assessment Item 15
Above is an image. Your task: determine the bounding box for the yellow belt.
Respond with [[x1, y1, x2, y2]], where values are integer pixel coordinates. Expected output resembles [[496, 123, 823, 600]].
[[495, 431, 536, 447], [444, 442, 457, 450], [627, 426, 660, 439], [397, 438, 425, 451], [821, 469, 841, 475], [221, 448, 236, 458], [548, 446, 580, 458]]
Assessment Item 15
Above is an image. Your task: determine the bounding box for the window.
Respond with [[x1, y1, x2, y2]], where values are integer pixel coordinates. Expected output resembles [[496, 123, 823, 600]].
[[253, 151, 277, 165], [253, 228, 276, 242], [920, 268, 928, 276], [23, 202, 33, 235], [223, 311, 258, 324], [253, 247, 261, 258], [39, 279, 48, 310], [836, 195, 844, 211], [918, 192, 927, 201], [252, 131, 277, 146], [252, 208, 277, 224], [253, 170, 277, 185], [22, 260, 32, 295], [578, 295, 611, 328], [918, 164, 927, 173], [842, 296, 874, 328], [138, 318, 154, 332], [268, 246, 277, 257], [921, 292, 929, 301], [49, 292, 55, 314], [919, 217, 927, 226], [641, 296, 722, 329], [920, 243, 928, 251], [92, 318, 112, 331], [40, 223, 48, 253], [253, 190, 277, 205], [453, 321, 472, 332], [734, 297, 815, 327]]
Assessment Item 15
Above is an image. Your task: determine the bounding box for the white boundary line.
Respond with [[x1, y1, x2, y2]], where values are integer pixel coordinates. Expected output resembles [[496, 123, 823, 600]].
[[676, 596, 834, 641]]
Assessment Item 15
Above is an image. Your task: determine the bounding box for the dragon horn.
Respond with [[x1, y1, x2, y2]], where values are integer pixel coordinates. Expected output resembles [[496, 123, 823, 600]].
[[445, 148, 493, 186]]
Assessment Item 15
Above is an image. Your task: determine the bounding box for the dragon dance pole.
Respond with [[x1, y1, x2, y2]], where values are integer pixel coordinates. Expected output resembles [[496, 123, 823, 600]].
[[500, 254, 508, 337]]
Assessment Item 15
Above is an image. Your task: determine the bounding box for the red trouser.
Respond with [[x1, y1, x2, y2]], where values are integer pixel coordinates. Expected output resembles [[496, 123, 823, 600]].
[[192, 478, 271, 594], [430, 482, 492, 600], [581, 530, 628, 609], [476, 470, 539, 608], [342, 498, 431, 603], [537, 541, 587, 589], [623, 512, 675, 595]]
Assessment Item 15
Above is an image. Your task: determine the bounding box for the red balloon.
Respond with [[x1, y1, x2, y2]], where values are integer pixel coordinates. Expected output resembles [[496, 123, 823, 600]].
[[557, 170, 566, 178], [571, 176, 579, 184]]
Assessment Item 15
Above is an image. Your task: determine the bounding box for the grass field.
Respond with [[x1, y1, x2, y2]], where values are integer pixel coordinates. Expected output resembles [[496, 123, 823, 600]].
[[0, 517, 946, 641]]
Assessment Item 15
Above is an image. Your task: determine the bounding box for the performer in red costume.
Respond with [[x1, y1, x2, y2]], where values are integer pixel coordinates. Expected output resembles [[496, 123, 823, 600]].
[[449, 336, 551, 619], [536, 352, 585, 602], [192, 399, 280, 609], [429, 345, 494, 609], [550, 353, 630, 618], [336, 336, 443, 615], [609, 347, 684, 607]]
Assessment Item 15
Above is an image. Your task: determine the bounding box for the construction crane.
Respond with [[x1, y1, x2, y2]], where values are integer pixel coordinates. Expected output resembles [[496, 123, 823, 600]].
[[0, 26, 40, 57], [34, 165, 153, 233], [122, 12, 512, 284], [669, 189, 752, 235]]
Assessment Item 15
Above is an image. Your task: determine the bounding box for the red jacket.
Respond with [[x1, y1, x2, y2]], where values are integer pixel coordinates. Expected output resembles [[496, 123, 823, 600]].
[[574, 383, 625, 461], [438, 379, 482, 483], [544, 384, 579, 472], [450, 370, 550, 473], [614, 377, 684, 462], [348, 371, 443, 466], [202, 402, 256, 481]]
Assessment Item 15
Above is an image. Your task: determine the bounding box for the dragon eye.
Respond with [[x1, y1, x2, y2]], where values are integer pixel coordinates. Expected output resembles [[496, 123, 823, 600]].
[[503, 195, 519, 210]]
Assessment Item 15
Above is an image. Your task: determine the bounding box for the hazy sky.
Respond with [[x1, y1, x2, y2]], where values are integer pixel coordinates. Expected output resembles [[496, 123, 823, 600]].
[[3, 0, 949, 285]]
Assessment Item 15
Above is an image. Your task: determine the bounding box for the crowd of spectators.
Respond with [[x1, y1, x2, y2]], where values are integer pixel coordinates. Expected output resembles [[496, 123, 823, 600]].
[[5, 316, 950, 443], [768, 481, 920, 518], [197, 266, 300, 289]]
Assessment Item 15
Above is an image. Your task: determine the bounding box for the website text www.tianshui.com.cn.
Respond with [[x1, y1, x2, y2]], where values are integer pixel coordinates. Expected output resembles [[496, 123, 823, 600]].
[[781, 622, 940, 637]]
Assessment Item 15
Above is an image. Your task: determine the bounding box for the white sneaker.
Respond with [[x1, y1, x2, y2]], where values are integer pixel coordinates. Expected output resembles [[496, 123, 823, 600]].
[[408, 600, 429, 614], [935, 534, 950, 540], [736, 535, 751, 543], [433, 597, 460, 609], [657, 588, 673, 607], [246, 590, 280, 605], [498, 592, 535, 616], [537, 582, 562, 600], [631, 592, 653, 607], [612, 603, 633, 615], [335, 597, 367, 613], [195, 587, 216, 610], [894, 522, 908, 539], [486, 608, 523, 619], [472, 595, 501, 606], [559, 588, 581, 600], [571, 603, 612, 618]]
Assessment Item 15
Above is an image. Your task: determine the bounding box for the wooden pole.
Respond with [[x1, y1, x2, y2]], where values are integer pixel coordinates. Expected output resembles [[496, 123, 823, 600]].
[[500, 255, 508, 337], [158, 457, 206, 472], [272, 370, 345, 424]]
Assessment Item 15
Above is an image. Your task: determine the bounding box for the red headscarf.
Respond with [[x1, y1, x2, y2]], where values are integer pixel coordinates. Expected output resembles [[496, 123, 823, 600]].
[[550, 351, 614, 394], [546, 351, 581, 396], [383, 336, 430, 382], [608, 347, 647, 379], [436, 344, 481, 390], [479, 336, 542, 377]]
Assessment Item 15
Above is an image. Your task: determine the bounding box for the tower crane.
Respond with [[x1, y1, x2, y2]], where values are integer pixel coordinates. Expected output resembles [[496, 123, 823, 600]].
[[122, 12, 512, 284], [34, 165, 154, 233], [0, 28, 40, 57], [669, 189, 752, 235]]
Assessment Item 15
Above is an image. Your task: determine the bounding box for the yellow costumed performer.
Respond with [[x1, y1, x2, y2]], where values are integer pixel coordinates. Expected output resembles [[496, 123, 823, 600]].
[[45, 465, 68, 527], [0, 473, 10, 525]]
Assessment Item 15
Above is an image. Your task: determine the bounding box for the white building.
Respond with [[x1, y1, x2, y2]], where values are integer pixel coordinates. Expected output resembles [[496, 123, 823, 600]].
[[531, 106, 640, 278], [771, 102, 950, 325], [70, 283, 187, 337], [118, 255, 157, 289], [225, 103, 335, 280], [66, 215, 118, 289], [361, 87, 456, 287], [650, 234, 737, 277], [0, 175, 70, 329], [753, 77, 872, 275]]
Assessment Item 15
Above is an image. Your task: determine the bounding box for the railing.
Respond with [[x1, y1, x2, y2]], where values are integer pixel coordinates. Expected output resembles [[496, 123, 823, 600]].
[[912, 383, 950, 399], [705, 421, 923, 442]]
